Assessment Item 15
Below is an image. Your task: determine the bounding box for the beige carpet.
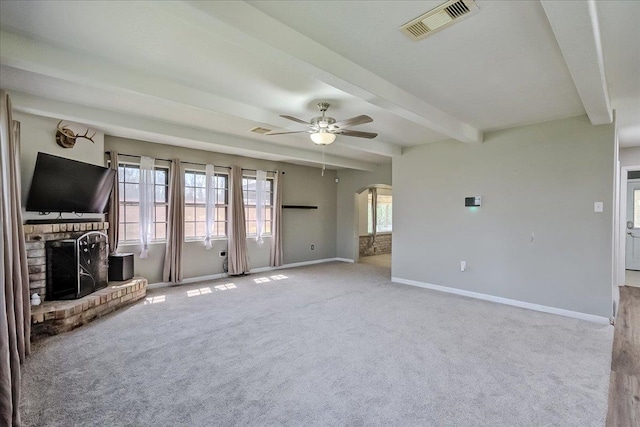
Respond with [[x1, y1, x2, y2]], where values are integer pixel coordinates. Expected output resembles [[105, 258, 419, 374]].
[[21, 262, 612, 426]]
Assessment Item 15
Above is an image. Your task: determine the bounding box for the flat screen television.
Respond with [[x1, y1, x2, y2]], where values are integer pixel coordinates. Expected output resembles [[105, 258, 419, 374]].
[[26, 152, 116, 214]]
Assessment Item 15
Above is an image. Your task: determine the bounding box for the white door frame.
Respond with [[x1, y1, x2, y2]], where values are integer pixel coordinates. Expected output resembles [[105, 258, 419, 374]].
[[618, 165, 640, 284], [352, 192, 360, 262], [623, 179, 640, 270]]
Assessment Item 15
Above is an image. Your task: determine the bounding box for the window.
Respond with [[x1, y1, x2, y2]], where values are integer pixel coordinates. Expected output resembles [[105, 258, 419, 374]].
[[368, 191, 392, 234], [243, 176, 273, 236], [634, 190, 640, 228], [118, 164, 168, 243], [184, 171, 228, 239]]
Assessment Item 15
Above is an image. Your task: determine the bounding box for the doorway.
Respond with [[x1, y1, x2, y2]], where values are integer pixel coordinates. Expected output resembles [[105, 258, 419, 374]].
[[622, 171, 640, 287], [625, 179, 640, 271], [356, 185, 392, 269]]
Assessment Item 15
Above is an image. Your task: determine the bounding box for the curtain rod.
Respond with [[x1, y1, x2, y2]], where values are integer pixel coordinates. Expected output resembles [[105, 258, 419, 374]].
[[104, 151, 278, 174]]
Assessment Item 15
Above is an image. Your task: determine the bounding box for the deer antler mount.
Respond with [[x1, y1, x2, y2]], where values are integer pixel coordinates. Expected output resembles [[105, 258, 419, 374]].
[[56, 120, 96, 148]]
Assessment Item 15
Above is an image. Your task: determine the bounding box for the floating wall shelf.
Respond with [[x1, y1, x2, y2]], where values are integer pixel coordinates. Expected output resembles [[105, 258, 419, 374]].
[[282, 205, 318, 209]]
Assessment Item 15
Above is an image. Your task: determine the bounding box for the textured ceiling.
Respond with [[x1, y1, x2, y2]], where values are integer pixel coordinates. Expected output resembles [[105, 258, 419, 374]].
[[0, 0, 637, 168], [248, 0, 585, 131]]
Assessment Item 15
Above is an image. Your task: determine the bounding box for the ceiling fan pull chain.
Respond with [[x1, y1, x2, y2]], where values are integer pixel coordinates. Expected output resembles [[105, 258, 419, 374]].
[[322, 146, 326, 176]]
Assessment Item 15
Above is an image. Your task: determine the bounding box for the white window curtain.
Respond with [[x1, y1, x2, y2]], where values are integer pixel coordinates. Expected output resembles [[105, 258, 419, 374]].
[[204, 164, 217, 249], [139, 156, 155, 258], [255, 169, 267, 244]]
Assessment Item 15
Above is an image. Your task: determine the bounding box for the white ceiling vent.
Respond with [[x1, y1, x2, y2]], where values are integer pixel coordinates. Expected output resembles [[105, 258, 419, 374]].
[[400, 0, 479, 41], [250, 126, 272, 134]]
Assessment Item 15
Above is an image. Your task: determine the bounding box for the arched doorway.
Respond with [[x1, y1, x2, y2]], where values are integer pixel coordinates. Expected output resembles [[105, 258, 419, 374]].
[[355, 184, 392, 269]]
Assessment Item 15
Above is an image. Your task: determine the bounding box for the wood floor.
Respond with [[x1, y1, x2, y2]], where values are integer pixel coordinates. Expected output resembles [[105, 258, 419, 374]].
[[357, 253, 391, 268], [625, 270, 640, 288], [606, 286, 640, 427]]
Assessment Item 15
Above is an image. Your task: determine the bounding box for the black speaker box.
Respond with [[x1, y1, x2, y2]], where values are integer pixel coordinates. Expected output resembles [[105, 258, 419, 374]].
[[108, 253, 134, 281]]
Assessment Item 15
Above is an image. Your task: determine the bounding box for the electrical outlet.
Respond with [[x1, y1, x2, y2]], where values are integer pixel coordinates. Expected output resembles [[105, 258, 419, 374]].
[[311, 244, 315, 250], [219, 251, 226, 258]]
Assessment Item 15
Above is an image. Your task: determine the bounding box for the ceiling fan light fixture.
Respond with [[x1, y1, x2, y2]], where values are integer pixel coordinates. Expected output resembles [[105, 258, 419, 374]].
[[310, 131, 336, 145], [272, 102, 374, 145]]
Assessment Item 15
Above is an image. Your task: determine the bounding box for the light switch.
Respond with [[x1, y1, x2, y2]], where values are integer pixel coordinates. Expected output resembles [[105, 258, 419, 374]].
[[594, 202, 603, 213]]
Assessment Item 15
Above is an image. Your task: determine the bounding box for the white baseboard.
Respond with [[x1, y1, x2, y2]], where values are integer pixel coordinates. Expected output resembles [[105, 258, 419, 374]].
[[182, 273, 226, 284], [149, 258, 353, 288], [391, 277, 610, 324], [252, 257, 350, 273], [148, 273, 227, 289], [249, 266, 274, 273]]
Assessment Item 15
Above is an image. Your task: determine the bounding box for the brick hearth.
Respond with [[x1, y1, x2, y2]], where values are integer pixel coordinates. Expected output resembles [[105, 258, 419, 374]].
[[31, 277, 147, 340]]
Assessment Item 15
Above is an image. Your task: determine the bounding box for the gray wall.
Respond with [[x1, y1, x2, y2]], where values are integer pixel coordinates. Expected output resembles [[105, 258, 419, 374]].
[[392, 115, 615, 317], [105, 136, 337, 283], [16, 112, 106, 221], [336, 164, 391, 260]]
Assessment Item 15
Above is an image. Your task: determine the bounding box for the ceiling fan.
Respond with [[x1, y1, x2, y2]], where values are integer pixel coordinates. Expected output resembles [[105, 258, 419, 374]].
[[266, 102, 378, 145]]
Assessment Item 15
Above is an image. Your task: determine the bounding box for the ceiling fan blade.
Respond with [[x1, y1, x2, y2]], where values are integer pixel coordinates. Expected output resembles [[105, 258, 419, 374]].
[[280, 115, 310, 125], [265, 130, 309, 136], [332, 115, 373, 129], [336, 130, 378, 139]]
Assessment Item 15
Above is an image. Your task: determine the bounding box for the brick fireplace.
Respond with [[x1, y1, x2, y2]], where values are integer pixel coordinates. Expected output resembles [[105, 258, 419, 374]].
[[24, 220, 148, 339], [23, 221, 109, 302]]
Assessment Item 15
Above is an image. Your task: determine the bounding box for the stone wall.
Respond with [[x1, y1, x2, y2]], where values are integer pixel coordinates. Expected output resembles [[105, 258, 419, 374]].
[[23, 221, 109, 301], [359, 233, 392, 257]]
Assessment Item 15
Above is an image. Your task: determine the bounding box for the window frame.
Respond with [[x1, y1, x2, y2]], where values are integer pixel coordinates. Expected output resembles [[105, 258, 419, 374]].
[[183, 169, 229, 241], [376, 193, 393, 233], [117, 162, 169, 245], [367, 190, 393, 235]]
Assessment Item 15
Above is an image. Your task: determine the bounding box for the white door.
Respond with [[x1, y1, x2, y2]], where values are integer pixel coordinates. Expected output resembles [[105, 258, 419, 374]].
[[625, 180, 640, 270]]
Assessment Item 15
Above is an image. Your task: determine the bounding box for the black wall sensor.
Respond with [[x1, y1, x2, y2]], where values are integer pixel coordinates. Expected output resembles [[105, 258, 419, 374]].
[[465, 196, 482, 207]]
